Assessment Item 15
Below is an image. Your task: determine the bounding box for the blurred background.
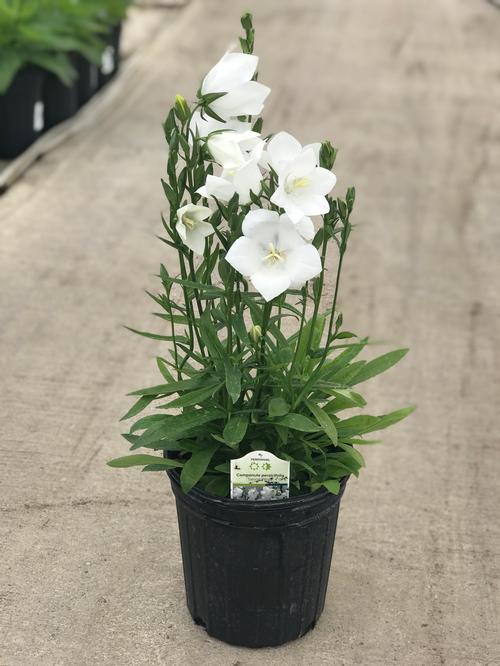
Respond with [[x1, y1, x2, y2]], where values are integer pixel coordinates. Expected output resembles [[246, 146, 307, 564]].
[[1, 1, 499, 664]]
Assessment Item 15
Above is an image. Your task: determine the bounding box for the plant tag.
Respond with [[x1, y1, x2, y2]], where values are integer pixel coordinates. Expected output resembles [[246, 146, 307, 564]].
[[33, 101, 44, 132], [101, 46, 116, 75], [230, 451, 290, 501]]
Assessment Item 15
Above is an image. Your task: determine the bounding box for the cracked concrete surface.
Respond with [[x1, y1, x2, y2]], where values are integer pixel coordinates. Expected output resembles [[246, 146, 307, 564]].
[[1, 1, 499, 664]]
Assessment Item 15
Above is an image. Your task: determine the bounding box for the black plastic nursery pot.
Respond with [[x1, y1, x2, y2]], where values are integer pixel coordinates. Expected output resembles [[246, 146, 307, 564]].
[[0, 67, 45, 159], [98, 23, 122, 88], [75, 55, 100, 107], [43, 70, 79, 130], [168, 469, 348, 648]]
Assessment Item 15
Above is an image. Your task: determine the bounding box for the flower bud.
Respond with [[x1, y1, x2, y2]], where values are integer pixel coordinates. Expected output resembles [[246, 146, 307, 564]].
[[319, 140, 337, 170], [174, 94, 190, 122], [249, 325, 262, 343]]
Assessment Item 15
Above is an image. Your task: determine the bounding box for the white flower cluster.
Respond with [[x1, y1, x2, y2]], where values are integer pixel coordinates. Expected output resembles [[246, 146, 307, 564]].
[[176, 52, 337, 302]]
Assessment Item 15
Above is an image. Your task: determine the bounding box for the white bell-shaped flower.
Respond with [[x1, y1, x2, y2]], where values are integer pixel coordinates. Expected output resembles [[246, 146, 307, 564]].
[[225, 209, 322, 301], [201, 52, 271, 120], [197, 130, 266, 205], [190, 111, 250, 139], [266, 131, 336, 224], [175, 203, 214, 255]]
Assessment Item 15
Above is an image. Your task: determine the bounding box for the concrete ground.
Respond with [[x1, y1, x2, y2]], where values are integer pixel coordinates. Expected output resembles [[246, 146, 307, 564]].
[[1, 0, 499, 664]]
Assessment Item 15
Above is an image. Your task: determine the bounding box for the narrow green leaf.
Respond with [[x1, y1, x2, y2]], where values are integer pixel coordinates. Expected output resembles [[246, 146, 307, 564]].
[[224, 361, 241, 404], [223, 414, 248, 446], [129, 377, 203, 397], [268, 397, 290, 418], [120, 395, 156, 421], [350, 349, 409, 385], [107, 455, 183, 469], [163, 382, 222, 409], [181, 442, 220, 493], [322, 479, 340, 494], [305, 399, 338, 445], [276, 413, 321, 432]]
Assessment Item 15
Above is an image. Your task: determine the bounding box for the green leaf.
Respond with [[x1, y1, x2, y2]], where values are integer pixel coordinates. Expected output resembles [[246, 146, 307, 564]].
[[224, 361, 241, 404], [276, 413, 321, 433], [350, 349, 409, 385], [120, 395, 156, 421], [107, 455, 183, 469], [268, 397, 290, 418], [156, 357, 174, 382], [204, 476, 229, 497], [132, 409, 223, 446], [181, 442, 220, 493], [364, 406, 416, 432], [164, 382, 222, 409], [129, 377, 203, 396], [322, 479, 340, 494], [305, 400, 338, 444], [223, 414, 248, 446]]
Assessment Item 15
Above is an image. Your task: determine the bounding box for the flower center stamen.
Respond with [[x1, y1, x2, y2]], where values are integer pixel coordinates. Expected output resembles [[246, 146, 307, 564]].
[[182, 214, 197, 230], [263, 242, 286, 265], [285, 176, 310, 194]]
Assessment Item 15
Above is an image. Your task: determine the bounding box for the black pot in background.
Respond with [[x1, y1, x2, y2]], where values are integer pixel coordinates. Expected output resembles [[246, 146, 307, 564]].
[[75, 55, 100, 107], [168, 469, 348, 648], [0, 67, 45, 159], [43, 66, 79, 130], [98, 23, 122, 88]]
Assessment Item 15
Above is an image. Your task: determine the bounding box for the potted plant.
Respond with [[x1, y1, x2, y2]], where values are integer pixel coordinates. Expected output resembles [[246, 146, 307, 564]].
[[108, 14, 414, 648], [96, 0, 131, 88], [0, 0, 104, 153]]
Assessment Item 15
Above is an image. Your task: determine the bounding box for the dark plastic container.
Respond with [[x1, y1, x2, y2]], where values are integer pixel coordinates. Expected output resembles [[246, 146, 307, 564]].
[[0, 67, 45, 159], [43, 70, 79, 130], [75, 55, 100, 106], [168, 470, 348, 648], [98, 23, 122, 88]]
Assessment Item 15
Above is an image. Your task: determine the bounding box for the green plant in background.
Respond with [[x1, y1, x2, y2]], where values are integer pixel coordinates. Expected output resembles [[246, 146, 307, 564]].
[[0, 0, 131, 94], [108, 13, 415, 497]]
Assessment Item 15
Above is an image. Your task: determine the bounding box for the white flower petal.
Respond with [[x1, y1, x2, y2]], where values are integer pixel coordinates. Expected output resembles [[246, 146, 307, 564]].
[[292, 191, 330, 216], [185, 229, 206, 255], [289, 215, 315, 241], [250, 270, 291, 302], [284, 147, 317, 179], [232, 160, 263, 204], [266, 131, 302, 172], [176, 220, 187, 242], [309, 167, 337, 195], [199, 175, 236, 202], [287, 244, 322, 287], [202, 53, 258, 94], [211, 80, 271, 120], [270, 186, 307, 223], [242, 209, 279, 237], [225, 237, 262, 276], [304, 142, 321, 165], [196, 221, 215, 238]]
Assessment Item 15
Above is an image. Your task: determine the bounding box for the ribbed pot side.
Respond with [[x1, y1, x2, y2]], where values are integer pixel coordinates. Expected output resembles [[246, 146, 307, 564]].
[[167, 470, 348, 648]]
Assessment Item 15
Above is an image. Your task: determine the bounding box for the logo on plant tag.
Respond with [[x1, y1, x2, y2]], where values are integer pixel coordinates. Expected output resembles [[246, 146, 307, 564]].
[[33, 101, 44, 132], [230, 451, 290, 501], [101, 47, 116, 76]]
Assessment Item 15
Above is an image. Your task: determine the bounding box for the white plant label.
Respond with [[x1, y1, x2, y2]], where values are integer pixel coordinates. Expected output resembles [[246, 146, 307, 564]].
[[230, 451, 290, 501], [33, 101, 44, 132], [101, 47, 116, 75]]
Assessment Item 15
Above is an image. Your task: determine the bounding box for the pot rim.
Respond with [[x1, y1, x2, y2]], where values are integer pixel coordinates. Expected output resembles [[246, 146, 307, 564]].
[[167, 468, 349, 512]]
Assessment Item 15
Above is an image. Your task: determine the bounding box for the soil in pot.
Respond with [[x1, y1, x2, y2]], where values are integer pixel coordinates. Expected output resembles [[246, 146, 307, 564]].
[[168, 469, 348, 648], [43, 69, 79, 130], [98, 23, 122, 88], [0, 67, 45, 159], [75, 55, 100, 107]]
